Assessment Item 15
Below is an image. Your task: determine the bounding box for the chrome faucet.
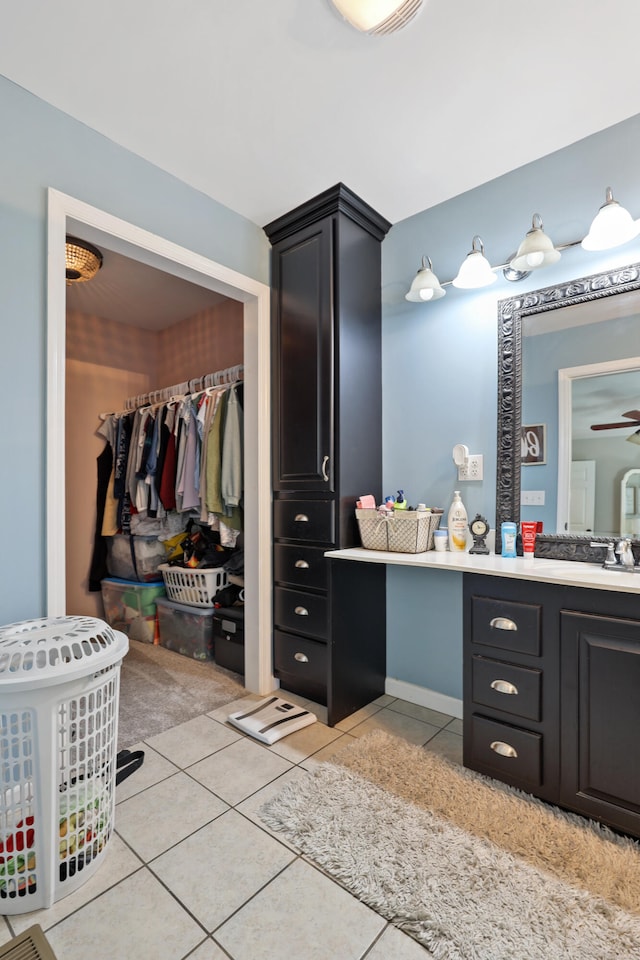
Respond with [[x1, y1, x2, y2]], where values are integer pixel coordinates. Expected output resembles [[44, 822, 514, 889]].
[[590, 540, 618, 569]]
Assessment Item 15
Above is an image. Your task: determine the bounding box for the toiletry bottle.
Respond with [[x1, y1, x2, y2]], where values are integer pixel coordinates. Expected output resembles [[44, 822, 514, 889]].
[[448, 491, 468, 552], [394, 489, 408, 510], [501, 521, 517, 558]]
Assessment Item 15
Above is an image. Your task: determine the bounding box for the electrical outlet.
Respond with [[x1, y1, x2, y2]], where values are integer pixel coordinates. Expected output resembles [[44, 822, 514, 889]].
[[458, 454, 483, 481]]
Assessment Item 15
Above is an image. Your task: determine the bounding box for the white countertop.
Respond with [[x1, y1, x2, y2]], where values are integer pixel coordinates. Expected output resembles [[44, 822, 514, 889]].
[[325, 547, 640, 594]]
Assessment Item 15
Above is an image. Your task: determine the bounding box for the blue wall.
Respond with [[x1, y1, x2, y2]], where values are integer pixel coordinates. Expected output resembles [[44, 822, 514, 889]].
[[382, 113, 640, 700], [0, 76, 268, 624]]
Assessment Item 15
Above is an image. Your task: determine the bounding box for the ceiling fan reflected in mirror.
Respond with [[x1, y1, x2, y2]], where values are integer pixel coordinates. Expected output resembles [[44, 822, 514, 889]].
[[590, 409, 640, 433]]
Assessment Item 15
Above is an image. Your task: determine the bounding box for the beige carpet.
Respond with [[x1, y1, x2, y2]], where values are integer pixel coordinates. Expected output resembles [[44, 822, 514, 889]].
[[117, 639, 245, 748], [260, 730, 640, 959]]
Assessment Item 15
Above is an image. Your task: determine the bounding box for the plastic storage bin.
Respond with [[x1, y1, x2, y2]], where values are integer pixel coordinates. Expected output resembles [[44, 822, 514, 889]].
[[0, 615, 128, 913], [159, 565, 228, 607], [106, 534, 166, 582], [212, 607, 245, 674], [156, 597, 215, 660], [100, 578, 165, 644]]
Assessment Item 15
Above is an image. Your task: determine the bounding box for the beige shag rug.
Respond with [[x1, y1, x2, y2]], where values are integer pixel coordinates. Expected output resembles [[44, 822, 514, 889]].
[[260, 730, 640, 959]]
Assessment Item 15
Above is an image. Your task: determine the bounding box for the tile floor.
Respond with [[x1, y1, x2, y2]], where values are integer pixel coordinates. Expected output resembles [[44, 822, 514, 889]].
[[0, 691, 462, 960]]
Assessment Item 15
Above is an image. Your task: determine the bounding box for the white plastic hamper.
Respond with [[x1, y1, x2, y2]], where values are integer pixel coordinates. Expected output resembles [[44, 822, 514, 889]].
[[0, 616, 128, 914]]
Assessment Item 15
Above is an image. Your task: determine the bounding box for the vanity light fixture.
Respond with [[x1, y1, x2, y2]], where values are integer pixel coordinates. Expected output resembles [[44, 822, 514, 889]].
[[405, 255, 446, 301], [581, 187, 640, 252], [510, 214, 561, 272], [65, 236, 103, 283], [626, 429, 640, 446], [452, 236, 497, 289], [330, 0, 423, 35]]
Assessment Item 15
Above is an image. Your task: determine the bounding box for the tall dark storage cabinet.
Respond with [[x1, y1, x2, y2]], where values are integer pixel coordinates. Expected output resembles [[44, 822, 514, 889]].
[[264, 184, 390, 726]]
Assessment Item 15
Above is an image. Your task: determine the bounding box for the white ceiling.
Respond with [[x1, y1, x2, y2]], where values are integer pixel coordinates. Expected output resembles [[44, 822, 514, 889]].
[[4, 1, 640, 228]]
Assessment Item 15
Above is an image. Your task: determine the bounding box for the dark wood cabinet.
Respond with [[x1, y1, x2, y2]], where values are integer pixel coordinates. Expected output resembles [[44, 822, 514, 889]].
[[264, 184, 390, 725], [560, 611, 640, 837], [464, 573, 640, 837]]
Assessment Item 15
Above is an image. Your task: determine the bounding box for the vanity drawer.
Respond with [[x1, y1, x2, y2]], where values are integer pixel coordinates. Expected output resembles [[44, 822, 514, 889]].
[[467, 714, 542, 787], [274, 585, 329, 640], [274, 629, 328, 702], [471, 596, 541, 656], [274, 499, 335, 544], [273, 543, 328, 591], [471, 655, 541, 722]]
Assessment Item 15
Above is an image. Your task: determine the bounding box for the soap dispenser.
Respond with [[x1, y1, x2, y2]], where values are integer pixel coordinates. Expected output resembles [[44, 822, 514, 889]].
[[448, 491, 468, 552]]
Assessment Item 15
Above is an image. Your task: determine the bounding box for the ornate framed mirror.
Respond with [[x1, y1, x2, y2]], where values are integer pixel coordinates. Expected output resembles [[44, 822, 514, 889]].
[[496, 262, 640, 560]]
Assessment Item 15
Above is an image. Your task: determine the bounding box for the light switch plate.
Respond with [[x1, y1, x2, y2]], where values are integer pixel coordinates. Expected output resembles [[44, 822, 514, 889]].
[[521, 490, 545, 505]]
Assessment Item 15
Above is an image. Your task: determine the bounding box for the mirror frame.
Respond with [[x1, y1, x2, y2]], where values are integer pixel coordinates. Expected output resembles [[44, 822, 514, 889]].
[[496, 261, 640, 560]]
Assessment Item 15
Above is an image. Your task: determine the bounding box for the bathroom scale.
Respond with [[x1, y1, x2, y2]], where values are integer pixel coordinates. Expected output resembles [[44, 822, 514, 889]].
[[228, 696, 317, 744]]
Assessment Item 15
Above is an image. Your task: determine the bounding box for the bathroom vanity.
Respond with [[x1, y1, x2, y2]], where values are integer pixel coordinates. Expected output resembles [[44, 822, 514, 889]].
[[328, 547, 640, 838]]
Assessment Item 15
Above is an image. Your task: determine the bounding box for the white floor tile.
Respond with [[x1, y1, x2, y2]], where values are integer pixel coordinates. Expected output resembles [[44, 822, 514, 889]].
[[236, 766, 310, 847], [188, 939, 233, 960], [44, 868, 203, 960], [215, 857, 386, 960], [365, 924, 430, 957], [8, 834, 142, 936], [206, 693, 263, 724], [115, 742, 181, 803], [347, 706, 443, 745], [151, 809, 295, 931], [188, 737, 293, 806], [334, 701, 383, 732], [387, 699, 453, 728], [267, 718, 342, 763], [116, 771, 228, 861], [422, 727, 463, 766], [300, 732, 358, 770], [145, 714, 241, 768]]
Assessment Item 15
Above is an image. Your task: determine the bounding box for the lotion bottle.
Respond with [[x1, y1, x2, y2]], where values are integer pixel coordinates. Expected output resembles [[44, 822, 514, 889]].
[[448, 490, 468, 552]]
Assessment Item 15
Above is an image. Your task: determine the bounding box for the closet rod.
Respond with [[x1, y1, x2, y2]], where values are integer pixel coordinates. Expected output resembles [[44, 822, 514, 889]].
[[123, 364, 244, 412]]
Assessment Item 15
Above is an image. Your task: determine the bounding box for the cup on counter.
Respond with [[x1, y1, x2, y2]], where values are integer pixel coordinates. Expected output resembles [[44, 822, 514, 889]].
[[433, 528, 448, 552]]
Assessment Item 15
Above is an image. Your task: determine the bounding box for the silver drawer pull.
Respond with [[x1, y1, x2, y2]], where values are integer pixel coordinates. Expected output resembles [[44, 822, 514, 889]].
[[294, 560, 310, 569], [489, 616, 518, 632], [294, 606, 309, 616], [294, 652, 309, 663], [490, 740, 518, 759], [294, 513, 309, 522], [322, 455, 329, 482], [490, 679, 519, 696]]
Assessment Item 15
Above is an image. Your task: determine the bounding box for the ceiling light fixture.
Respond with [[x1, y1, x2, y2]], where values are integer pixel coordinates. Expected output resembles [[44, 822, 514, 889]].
[[452, 236, 497, 290], [65, 235, 103, 283], [581, 187, 640, 252], [330, 0, 423, 35]]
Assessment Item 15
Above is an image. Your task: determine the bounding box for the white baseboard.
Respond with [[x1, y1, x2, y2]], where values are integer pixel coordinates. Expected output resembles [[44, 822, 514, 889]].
[[385, 677, 463, 720]]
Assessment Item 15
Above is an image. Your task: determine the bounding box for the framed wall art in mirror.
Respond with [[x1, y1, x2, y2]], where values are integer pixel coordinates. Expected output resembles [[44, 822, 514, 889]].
[[496, 262, 640, 561]]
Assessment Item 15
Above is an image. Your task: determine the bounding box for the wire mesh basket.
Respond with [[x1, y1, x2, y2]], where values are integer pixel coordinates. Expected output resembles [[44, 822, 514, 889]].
[[159, 565, 228, 607], [356, 508, 442, 553]]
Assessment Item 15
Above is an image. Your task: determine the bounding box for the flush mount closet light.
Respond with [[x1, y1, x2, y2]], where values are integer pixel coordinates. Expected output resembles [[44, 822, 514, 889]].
[[65, 236, 103, 283], [330, 0, 423, 35], [452, 236, 496, 289], [510, 214, 561, 272], [405, 255, 446, 301], [581, 187, 640, 251]]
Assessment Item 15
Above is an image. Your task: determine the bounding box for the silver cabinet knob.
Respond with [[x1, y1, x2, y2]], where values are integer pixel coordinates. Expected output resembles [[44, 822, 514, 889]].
[[294, 513, 309, 522], [490, 740, 518, 758], [489, 616, 518, 631], [490, 679, 519, 696], [294, 652, 309, 663], [294, 606, 309, 616], [294, 559, 310, 569]]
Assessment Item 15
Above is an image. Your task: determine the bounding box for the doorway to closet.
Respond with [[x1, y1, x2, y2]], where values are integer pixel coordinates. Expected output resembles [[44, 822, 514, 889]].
[[46, 189, 273, 695]]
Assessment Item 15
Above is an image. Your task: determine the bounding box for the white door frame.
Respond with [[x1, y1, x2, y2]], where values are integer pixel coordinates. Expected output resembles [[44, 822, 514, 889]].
[[46, 188, 274, 695]]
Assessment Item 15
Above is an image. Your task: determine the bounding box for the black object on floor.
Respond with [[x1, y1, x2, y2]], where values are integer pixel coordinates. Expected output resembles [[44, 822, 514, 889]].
[[115, 749, 145, 785]]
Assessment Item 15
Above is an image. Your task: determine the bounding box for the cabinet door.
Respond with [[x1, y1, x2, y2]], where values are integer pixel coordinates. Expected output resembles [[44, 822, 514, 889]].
[[271, 220, 334, 492], [561, 611, 640, 836]]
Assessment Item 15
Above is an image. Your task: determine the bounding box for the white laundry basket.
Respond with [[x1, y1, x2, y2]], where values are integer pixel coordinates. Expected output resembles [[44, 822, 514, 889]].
[[0, 616, 128, 914]]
